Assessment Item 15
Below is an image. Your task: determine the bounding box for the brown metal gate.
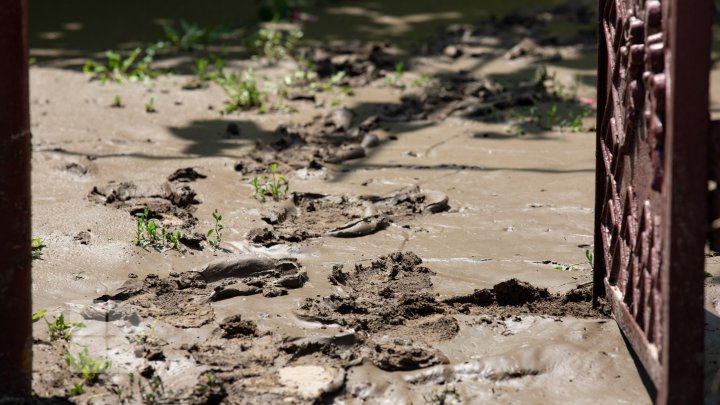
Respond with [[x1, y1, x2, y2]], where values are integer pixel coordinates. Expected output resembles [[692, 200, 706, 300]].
[[594, 0, 713, 403]]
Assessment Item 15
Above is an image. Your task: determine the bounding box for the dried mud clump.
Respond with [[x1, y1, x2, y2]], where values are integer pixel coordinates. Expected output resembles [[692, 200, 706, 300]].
[[298, 251, 455, 371], [248, 186, 449, 246], [307, 41, 396, 85], [88, 179, 200, 230], [444, 280, 604, 318], [233, 109, 382, 176], [92, 257, 308, 328]]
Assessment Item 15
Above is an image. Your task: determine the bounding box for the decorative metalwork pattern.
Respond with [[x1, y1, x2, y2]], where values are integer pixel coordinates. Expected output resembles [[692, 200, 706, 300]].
[[596, 0, 711, 403], [597, 0, 667, 384]]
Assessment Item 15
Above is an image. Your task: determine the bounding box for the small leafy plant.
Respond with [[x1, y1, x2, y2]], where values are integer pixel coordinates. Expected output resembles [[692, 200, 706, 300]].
[[248, 28, 303, 62], [46, 312, 85, 341], [65, 347, 111, 384], [161, 20, 226, 52], [83, 48, 163, 84], [207, 210, 224, 249], [32, 309, 47, 322], [385, 61, 406, 88], [133, 208, 185, 252], [217, 70, 264, 112], [251, 163, 288, 201], [32, 237, 46, 260], [111, 95, 124, 108], [69, 382, 84, 396], [145, 97, 157, 113]]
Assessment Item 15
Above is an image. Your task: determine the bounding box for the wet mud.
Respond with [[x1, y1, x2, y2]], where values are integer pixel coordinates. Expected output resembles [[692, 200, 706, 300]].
[[248, 186, 449, 245], [28, 0, 656, 403]]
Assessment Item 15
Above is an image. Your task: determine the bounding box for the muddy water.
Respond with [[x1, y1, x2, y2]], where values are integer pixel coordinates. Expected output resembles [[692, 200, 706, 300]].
[[26, 1, 655, 403]]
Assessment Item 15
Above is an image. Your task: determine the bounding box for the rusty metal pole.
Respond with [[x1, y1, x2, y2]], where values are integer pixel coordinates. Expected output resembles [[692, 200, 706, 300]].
[[659, 0, 712, 403], [0, 0, 32, 398]]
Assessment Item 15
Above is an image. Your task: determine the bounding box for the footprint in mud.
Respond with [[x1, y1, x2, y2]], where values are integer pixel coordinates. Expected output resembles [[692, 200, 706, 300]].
[[233, 109, 382, 177], [90, 256, 307, 328], [297, 251, 605, 372], [247, 186, 449, 246]]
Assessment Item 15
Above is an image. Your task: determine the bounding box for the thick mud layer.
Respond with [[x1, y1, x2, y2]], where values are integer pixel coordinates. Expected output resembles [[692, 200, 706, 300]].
[[88, 179, 201, 231], [248, 186, 449, 245], [28, 0, 659, 403], [91, 257, 307, 328]]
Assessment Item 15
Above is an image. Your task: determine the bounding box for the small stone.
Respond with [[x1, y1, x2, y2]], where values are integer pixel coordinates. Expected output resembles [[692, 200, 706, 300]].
[[263, 287, 288, 298], [443, 45, 463, 58], [278, 365, 345, 399], [361, 133, 380, 148]]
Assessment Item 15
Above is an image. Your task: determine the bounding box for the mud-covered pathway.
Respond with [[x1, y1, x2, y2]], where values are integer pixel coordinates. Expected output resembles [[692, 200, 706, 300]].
[[26, 1, 656, 403]]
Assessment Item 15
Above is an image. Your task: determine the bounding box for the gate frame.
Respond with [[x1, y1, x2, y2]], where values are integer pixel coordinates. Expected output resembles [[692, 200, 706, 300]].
[[594, 0, 712, 403], [0, 0, 32, 397]]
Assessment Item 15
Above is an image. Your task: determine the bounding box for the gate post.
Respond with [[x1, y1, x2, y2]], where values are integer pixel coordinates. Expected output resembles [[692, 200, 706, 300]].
[[659, 0, 712, 402], [0, 0, 33, 397]]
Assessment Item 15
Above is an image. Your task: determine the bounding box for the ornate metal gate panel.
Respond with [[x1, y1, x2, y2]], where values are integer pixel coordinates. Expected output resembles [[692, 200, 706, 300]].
[[594, 0, 712, 403]]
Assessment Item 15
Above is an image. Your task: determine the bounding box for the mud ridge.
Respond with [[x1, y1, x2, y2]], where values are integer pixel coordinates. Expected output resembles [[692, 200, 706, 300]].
[[247, 186, 449, 246]]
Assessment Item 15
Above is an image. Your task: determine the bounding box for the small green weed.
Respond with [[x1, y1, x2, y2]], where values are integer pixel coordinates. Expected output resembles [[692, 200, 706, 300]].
[[83, 48, 163, 84], [193, 55, 226, 82], [249, 28, 303, 62], [69, 382, 84, 397], [133, 208, 185, 252], [46, 312, 85, 341], [138, 375, 166, 404], [217, 70, 265, 112], [32, 309, 47, 322], [207, 210, 224, 249], [145, 97, 157, 113], [111, 95, 123, 108], [161, 20, 226, 52], [32, 237, 46, 260], [65, 347, 111, 384], [385, 61, 406, 88], [251, 163, 288, 202], [706, 271, 713, 278], [585, 249, 594, 269]]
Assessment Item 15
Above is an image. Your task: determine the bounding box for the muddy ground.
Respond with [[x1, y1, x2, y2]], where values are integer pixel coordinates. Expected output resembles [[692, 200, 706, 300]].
[[25, 0, 717, 403]]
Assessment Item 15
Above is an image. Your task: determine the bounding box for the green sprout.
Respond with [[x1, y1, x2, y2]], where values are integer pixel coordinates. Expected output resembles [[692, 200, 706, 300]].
[[207, 210, 224, 249], [111, 95, 123, 108], [32, 237, 46, 260], [69, 382, 84, 397], [217, 70, 264, 112], [46, 312, 85, 341], [248, 28, 303, 62], [133, 207, 185, 252], [251, 163, 288, 202], [83, 48, 163, 84], [385, 61, 406, 88], [32, 309, 47, 322], [65, 347, 110, 384], [161, 20, 225, 52], [145, 97, 157, 113]]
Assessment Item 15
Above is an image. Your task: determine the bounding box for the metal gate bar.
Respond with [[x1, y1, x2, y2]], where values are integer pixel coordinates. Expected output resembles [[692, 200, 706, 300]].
[[0, 0, 32, 397], [594, 0, 712, 403]]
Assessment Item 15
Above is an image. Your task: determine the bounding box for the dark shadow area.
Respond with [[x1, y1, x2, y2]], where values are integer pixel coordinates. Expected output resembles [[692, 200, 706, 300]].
[[168, 119, 278, 157], [0, 397, 73, 404], [706, 307, 720, 402], [337, 162, 594, 175]]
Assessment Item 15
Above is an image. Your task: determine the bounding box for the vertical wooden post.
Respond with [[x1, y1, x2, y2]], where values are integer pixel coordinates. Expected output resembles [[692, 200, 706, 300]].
[[0, 0, 32, 397]]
